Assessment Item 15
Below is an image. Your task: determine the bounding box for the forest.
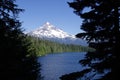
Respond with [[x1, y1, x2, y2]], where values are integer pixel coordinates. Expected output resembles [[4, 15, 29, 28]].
[[60, 0, 120, 80], [27, 36, 95, 56]]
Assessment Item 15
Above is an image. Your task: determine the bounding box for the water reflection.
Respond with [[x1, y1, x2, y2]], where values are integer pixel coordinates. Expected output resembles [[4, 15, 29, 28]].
[[38, 52, 86, 80]]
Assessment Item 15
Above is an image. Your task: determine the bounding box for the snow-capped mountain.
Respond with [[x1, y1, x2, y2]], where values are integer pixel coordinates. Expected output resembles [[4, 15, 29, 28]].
[[28, 22, 88, 46]]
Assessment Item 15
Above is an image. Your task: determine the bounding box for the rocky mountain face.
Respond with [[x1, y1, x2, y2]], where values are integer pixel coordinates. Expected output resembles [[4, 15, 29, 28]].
[[27, 22, 88, 46]]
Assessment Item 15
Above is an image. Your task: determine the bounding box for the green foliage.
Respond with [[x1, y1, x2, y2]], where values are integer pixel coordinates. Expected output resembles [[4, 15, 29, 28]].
[[27, 36, 94, 56], [68, 0, 120, 80], [0, 0, 40, 80]]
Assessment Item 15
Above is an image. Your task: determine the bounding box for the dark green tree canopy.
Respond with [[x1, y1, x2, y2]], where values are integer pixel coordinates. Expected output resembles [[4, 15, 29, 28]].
[[68, 0, 120, 80], [0, 0, 40, 80], [68, 0, 120, 42]]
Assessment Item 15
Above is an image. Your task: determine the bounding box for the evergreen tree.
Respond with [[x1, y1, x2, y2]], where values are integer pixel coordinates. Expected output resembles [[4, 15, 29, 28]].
[[68, 0, 120, 80], [0, 0, 40, 80]]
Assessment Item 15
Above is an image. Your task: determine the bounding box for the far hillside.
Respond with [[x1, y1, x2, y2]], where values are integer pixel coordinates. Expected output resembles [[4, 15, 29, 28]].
[[27, 36, 95, 56], [27, 22, 88, 46]]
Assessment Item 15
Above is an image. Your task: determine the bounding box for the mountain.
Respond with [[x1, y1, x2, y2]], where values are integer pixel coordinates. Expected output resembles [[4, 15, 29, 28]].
[[27, 22, 88, 46]]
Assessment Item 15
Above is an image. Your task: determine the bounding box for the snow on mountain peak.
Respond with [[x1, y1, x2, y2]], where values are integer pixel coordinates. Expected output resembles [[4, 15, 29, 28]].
[[29, 22, 73, 38], [46, 22, 50, 25], [28, 22, 88, 46], [43, 22, 53, 28]]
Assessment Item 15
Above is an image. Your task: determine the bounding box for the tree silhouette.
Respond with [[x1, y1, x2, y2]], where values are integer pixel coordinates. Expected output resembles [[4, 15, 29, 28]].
[[68, 0, 120, 80], [0, 0, 40, 80]]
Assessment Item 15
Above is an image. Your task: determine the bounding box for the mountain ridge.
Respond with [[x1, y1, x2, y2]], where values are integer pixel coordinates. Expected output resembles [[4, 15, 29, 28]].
[[27, 22, 88, 46]]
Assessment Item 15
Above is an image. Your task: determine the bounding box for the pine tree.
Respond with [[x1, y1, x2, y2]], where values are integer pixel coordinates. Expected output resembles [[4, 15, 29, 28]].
[[68, 0, 120, 80], [0, 0, 40, 80]]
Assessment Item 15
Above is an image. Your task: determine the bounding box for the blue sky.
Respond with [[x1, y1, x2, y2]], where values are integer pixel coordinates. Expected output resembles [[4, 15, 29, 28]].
[[16, 0, 83, 35]]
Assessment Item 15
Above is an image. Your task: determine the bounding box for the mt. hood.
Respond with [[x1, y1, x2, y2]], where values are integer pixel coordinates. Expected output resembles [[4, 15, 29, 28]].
[[28, 22, 88, 46]]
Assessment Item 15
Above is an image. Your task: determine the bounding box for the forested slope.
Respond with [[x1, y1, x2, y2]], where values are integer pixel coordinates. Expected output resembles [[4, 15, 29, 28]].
[[27, 36, 95, 56]]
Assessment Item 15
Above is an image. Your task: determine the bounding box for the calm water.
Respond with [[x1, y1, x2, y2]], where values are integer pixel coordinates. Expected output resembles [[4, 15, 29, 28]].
[[38, 52, 86, 80]]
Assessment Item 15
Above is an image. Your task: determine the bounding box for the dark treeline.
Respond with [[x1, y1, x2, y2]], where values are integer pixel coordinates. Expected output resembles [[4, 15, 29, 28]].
[[27, 36, 95, 56], [0, 0, 41, 80], [61, 0, 120, 80]]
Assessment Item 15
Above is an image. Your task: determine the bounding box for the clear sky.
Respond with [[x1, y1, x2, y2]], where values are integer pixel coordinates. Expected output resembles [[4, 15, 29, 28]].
[[16, 0, 83, 35]]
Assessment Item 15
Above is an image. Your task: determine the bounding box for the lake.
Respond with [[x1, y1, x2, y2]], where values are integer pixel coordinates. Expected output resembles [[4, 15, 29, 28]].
[[38, 52, 86, 80]]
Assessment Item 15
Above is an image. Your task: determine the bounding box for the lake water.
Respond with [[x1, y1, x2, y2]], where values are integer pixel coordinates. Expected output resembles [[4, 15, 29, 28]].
[[38, 52, 86, 80]]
